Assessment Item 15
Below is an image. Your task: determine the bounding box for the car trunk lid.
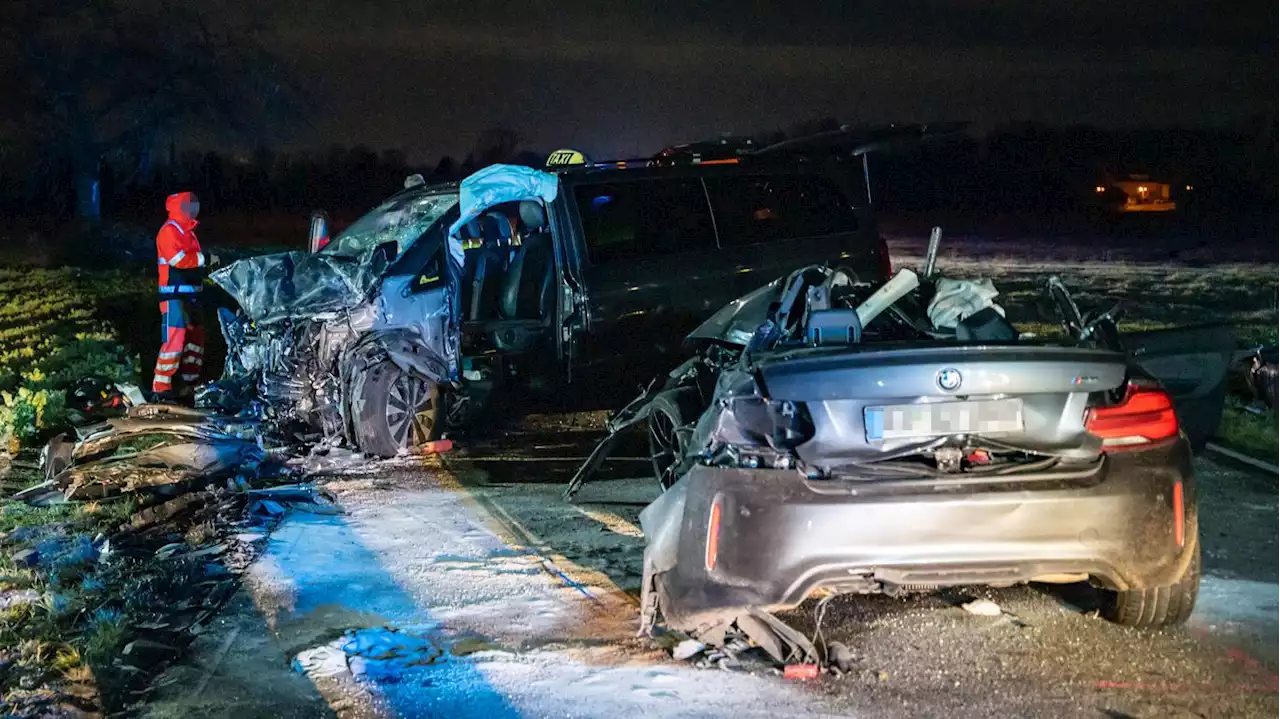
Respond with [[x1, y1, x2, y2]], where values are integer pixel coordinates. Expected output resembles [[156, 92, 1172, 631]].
[[755, 344, 1128, 470]]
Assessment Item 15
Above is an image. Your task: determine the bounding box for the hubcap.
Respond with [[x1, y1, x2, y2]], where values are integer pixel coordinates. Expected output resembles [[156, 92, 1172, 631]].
[[386, 373, 438, 447]]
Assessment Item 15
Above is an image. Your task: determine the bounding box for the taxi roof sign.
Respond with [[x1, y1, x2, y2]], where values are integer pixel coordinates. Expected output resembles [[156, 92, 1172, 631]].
[[546, 149, 589, 168]]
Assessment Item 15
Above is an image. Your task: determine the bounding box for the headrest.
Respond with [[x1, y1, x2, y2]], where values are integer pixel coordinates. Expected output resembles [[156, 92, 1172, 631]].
[[458, 218, 483, 240], [481, 212, 513, 241], [518, 201, 547, 232]]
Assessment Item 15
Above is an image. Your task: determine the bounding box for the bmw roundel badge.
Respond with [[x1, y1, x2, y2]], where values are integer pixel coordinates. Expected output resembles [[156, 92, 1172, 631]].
[[936, 368, 963, 391]]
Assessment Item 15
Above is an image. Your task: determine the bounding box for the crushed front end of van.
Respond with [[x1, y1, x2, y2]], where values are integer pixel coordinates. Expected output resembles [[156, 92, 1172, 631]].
[[206, 164, 561, 456]]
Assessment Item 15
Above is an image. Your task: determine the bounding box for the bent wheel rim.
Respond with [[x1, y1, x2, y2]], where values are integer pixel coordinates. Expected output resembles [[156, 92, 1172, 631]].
[[648, 408, 682, 490]]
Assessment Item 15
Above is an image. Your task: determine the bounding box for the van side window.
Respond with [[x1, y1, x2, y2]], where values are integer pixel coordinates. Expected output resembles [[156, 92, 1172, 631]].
[[705, 174, 858, 247], [574, 179, 716, 264]]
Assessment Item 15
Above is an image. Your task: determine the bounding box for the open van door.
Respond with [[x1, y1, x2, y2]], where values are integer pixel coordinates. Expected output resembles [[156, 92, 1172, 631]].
[[1123, 324, 1236, 452]]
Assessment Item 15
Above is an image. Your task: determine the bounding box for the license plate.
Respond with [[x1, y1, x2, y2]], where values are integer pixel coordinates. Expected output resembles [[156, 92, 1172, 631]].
[[864, 399, 1024, 441]]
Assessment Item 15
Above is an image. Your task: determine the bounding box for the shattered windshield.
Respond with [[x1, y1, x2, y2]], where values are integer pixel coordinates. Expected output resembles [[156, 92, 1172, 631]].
[[322, 190, 458, 259]]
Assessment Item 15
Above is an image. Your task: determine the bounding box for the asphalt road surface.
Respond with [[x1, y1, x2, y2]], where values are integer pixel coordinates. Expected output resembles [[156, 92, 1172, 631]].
[[147, 412, 1278, 719]]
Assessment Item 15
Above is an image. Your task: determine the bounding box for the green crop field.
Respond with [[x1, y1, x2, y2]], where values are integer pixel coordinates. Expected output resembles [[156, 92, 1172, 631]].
[[0, 268, 152, 449]]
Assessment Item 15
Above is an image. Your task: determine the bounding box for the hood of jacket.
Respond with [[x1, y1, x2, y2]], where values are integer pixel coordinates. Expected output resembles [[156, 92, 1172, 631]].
[[165, 192, 199, 230]]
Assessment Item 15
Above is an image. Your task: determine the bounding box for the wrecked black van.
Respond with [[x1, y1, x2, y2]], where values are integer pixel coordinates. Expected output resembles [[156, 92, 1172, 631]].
[[210, 147, 890, 456]]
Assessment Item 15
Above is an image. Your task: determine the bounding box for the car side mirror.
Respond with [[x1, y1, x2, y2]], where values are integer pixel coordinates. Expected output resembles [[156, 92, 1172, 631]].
[[308, 210, 330, 252]]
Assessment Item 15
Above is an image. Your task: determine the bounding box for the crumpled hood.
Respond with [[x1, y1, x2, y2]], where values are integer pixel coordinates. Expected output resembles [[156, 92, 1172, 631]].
[[211, 250, 375, 325], [685, 276, 786, 347]]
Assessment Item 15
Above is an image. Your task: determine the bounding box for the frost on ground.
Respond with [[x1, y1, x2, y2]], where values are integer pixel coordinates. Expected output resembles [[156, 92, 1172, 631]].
[[190, 466, 828, 718]]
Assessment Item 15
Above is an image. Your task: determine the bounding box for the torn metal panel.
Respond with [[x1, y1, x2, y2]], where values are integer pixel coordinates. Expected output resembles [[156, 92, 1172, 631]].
[[36, 409, 278, 501]]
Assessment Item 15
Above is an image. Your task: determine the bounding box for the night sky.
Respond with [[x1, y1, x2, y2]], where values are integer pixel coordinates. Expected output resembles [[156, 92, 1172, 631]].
[[260, 0, 1275, 161]]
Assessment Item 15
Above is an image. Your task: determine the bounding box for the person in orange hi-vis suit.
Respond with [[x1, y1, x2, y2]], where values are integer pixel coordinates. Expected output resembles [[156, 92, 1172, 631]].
[[153, 192, 218, 400]]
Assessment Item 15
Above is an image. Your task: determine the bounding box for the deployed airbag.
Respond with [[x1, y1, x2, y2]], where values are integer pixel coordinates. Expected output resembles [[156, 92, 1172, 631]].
[[447, 164, 559, 264], [928, 277, 1005, 330]]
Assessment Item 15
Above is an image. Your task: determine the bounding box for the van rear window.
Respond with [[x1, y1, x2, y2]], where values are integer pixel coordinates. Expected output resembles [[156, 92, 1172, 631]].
[[704, 174, 858, 247], [574, 179, 717, 264]]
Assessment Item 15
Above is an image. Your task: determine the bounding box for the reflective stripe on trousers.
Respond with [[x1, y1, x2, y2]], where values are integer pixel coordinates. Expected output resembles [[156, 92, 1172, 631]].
[[154, 300, 205, 393]]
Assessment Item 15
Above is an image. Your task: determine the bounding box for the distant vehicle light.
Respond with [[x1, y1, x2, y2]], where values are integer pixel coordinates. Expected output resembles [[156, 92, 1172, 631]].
[[1095, 185, 1105, 193], [1185, 185, 1193, 190]]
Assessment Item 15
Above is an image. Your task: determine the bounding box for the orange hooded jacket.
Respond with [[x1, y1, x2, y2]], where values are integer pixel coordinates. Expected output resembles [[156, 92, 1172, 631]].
[[157, 192, 206, 298]]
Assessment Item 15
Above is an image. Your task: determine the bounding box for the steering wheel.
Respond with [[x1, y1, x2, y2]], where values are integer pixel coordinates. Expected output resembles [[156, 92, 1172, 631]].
[[1079, 300, 1125, 351]]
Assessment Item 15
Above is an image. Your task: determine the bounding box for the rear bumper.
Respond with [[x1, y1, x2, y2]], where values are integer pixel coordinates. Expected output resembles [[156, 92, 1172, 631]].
[[640, 441, 1197, 628]]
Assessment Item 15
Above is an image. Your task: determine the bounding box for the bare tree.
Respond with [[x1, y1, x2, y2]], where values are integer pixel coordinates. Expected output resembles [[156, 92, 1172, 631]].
[[1, 0, 308, 221], [471, 126, 527, 169]]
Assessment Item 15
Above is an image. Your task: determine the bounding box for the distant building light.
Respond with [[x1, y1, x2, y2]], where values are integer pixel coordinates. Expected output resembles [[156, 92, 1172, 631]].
[[1138, 185, 1148, 192]]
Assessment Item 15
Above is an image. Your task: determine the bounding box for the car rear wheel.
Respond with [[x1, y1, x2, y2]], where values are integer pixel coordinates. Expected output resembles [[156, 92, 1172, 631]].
[[647, 388, 700, 491], [354, 361, 443, 457], [1101, 528, 1200, 628]]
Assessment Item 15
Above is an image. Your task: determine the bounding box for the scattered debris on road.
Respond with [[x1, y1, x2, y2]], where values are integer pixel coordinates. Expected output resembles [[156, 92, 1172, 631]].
[[783, 663, 820, 681], [960, 599, 1004, 617], [27, 404, 284, 503], [0, 392, 364, 715], [672, 638, 706, 661]]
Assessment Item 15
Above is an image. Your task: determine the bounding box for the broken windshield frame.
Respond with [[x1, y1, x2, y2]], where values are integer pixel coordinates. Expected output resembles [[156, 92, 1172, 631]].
[[321, 189, 459, 260]]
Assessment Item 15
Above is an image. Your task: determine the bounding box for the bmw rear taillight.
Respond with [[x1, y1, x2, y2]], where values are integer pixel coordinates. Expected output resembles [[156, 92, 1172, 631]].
[[878, 236, 893, 279], [1085, 381, 1179, 450]]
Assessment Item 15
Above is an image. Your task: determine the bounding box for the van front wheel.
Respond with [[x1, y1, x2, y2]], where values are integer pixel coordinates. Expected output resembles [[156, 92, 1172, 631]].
[[354, 361, 443, 457]]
